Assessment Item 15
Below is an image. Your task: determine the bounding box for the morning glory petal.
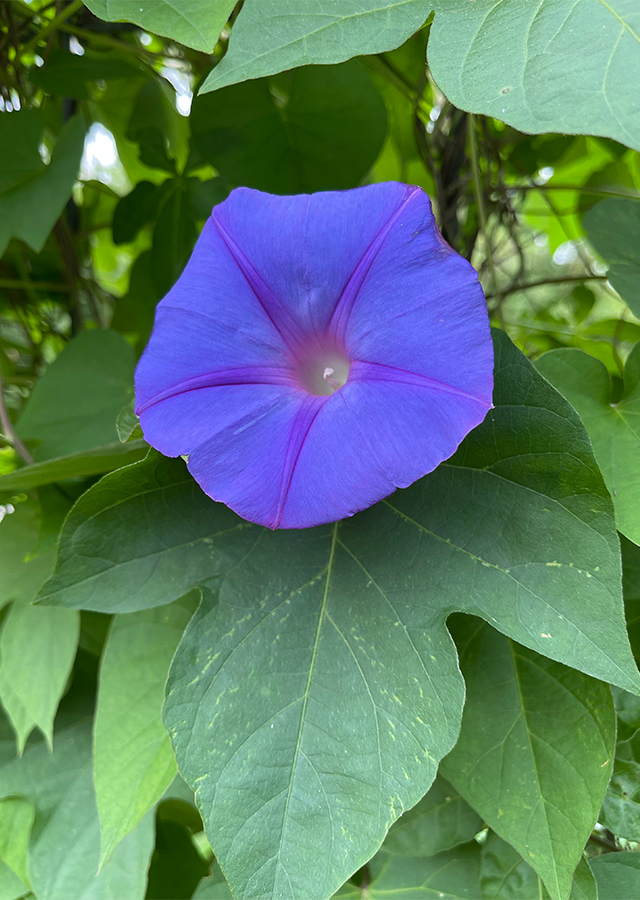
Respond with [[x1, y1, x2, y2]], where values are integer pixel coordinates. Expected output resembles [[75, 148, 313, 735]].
[[275, 376, 490, 528], [211, 183, 415, 335], [135, 183, 494, 530], [343, 188, 492, 397], [187, 392, 324, 529], [135, 221, 291, 414]]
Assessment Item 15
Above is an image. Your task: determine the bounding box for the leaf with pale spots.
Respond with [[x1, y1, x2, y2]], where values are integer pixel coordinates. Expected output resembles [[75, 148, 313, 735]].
[[39, 332, 637, 900]]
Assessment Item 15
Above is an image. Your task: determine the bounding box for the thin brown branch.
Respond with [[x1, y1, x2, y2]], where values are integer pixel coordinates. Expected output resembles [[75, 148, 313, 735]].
[[485, 274, 608, 301], [0, 363, 33, 465]]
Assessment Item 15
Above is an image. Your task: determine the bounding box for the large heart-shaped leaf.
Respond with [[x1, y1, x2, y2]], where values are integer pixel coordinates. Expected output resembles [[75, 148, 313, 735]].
[[200, 1, 432, 93], [37, 332, 639, 900]]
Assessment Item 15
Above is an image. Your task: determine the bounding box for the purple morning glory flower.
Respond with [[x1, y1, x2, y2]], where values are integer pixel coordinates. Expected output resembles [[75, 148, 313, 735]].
[[134, 183, 493, 529]]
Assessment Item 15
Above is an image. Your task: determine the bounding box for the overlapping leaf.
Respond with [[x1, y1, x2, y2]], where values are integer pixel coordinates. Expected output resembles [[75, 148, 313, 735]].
[[0, 441, 147, 492], [480, 833, 597, 900], [83, 0, 236, 52], [382, 774, 482, 858], [192, 0, 640, 152], [590, 853, 640, 900], [536, 344, 640, 546], [0, 710, 154, 900], [191, 61, 387, 193], [583, 198, 640, 317], [0, 113, 86, 257], [16, 329, 135, 461], [94, 591, 198, 863], [441, 618, 614, 900]]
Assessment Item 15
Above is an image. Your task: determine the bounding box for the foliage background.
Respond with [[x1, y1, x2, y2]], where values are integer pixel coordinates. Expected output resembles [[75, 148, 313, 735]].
[[1, 2, 640, 899]]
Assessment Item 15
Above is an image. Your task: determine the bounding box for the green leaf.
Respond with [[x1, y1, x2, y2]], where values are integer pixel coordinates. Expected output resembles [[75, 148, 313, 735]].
[[0, 795, 34, 888], [429, 0, 640, 151], [192, 60, 387, 193], [566, 858, 598, 900], [0, 499, 49, 609], [441, 618, 615, 900], [36, 451, 246, 613], [0, 856, 29, 900], [0, 115, 86, 257], [84, 0, 236, 53], [535, 345, 640, 546], [204, 0, 640, 152], [480, 833, 597, 900], [38, 332, 639, 899], [600, 729, 640, 842], [590, 853, 640, 900], [0, 600, 79, 751], [29, 47, 147, 99], [201, 0, 432, 92], [145, 815, 209, 900], [0, 715, 155, 900], [94, 591, 198, 864], [165, 555, 465, 900], [16, 330, 135, 461], [111, 249, 161, 347], [602, 535, 640, 842], [622, 533, 640, 669], [187, 177, 229, 220], [116, 402, 144, 443], [351, 843, 481, 899], [150, 180, 196, 295], [481, 831, 543, 900], [583, 199, 640, 317], [193, 864, 234, 900], [112, 180, 162, 245], [0, 109, 45, 194], [0, 440, 148, 492], [382, 775, 482, 857]]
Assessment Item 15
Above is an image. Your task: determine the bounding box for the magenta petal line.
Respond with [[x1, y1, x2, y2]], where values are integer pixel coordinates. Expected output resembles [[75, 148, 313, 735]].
[[211, 214, 308, 353], [273, 395, 326, 529], [348, 360, 493, 407], [136, 366, 299, 414], [327, 186, 421, 342]]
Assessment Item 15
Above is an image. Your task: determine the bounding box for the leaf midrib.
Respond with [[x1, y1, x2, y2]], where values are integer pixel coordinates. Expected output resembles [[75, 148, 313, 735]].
[[508, 639, 559, 899], [273, 521, 338, 896]]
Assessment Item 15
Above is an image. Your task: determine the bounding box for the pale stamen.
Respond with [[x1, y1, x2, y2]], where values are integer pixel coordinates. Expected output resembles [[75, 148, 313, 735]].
[[323, 367, 342, 391]]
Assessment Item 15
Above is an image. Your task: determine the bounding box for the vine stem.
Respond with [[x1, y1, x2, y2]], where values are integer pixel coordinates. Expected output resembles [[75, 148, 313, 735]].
[[512, 184, 640, 201], [484, 274, 608, 301], [0, 364, 33, 465], [0, 278, 71, 292], [469, 114, 504, 326]]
